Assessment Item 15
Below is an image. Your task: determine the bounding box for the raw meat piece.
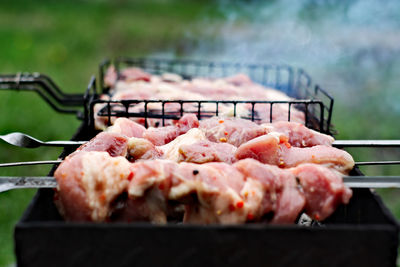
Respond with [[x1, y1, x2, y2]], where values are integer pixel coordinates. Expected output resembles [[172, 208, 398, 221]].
[[74, 132, 129, 158], [125, 160, 178, 223], [143, 125, 179, 146], [291, 163, 352, 221], [265, 121, 334, 147], [178, 140, 237, 164], [171, 162, 248, 224], [54, 154, 352, 224], [199, 117, 267, 146], [54, 151, 132, 221], [282, 145, 355, 173], [235, 132, 287, 166], [120, 67, 152, 82], [235, 133, 354, 173], [104, 65, 118, 88], [143, 114, 199, 146], [224, 73, 253, 86], [160, 128, 207, 162], [97, 68, 307, 130], [271, 172, 306, 224], [234, 159, 305, 223], [107, 117, 146, 138], [127, 137, 164, 161], [176, 114, 199, 134]]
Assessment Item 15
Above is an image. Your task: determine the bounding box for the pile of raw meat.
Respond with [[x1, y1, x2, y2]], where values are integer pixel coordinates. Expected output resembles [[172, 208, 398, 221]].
[[94, 67, 305, 130], [54, 114, 354, 224]]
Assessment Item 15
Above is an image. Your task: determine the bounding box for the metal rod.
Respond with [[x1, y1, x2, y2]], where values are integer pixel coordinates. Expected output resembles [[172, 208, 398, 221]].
[[0, 160, 62, 167], [355, 161, 400, 166], [43, 141, 86, 147], [1, 176, 400, 193], [343, 176, 400, 188], [333, 140, 400, 147], [0, 176, 57, 193]]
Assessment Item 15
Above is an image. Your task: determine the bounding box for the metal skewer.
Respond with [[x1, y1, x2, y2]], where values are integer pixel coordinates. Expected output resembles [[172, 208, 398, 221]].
[[0, 159, 399, 168], [0, 176, 57, 193], [0, 132, 86, 148], [0, 160, 62, 167], [1, 176, 400, 193], [333, 140, 400, 147], [1, 131, 400, 149]]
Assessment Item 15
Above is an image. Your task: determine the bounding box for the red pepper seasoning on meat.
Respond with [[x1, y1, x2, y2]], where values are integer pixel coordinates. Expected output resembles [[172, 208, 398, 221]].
[[127, 172, 134, 181], [236, 201, 244, 209], [247, 213, 254, 221]]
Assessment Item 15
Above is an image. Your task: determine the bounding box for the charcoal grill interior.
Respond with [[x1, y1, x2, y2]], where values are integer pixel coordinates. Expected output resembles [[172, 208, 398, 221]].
[[3, 58, 398, 267]]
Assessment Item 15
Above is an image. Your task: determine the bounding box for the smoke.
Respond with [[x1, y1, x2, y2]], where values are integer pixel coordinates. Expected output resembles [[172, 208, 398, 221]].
[[153, 0, 400, 137]]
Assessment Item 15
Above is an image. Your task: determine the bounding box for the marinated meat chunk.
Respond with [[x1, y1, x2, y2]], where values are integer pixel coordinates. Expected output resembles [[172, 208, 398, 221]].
[[125, 160, 177, 223], [143, 125, 179, 146], [265, 121, 334, 147], [160, 128, 207, 162], [281, 145, 355, 174], [99, 68, 306, 130], [170, 162, 249, 224], [234, 159, 305, 224], [178, 140, 237, 164], [235, 132, 354, 173], [176, 114, 199, 134], [54, 155, 352, 224], [74, 132, 129, 158], [271, 172, 306, 224], [54, 151, 132, 221], [120, 67, 152, 83], [199, 117, 267, 147], [143, 114, 200, 146], [291, 163, 353, 221], [127, 137, 164, 161], [107, 117, 146, 138]]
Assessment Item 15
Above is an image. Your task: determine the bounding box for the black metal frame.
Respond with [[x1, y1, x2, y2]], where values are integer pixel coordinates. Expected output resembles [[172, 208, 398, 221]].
[[0, 59, 335, 135], [0, 72, 84, 118], [94, 58, 334, 134]]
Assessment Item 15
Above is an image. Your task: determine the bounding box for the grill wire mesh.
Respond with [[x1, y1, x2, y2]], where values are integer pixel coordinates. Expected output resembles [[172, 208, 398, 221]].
[[84, 58, 334, 133]]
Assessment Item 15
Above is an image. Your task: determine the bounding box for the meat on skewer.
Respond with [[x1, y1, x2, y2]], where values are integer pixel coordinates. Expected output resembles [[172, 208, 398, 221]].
[[54, 152, 352, 225]]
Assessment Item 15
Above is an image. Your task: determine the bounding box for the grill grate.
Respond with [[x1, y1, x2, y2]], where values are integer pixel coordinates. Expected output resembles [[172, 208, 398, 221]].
[[91, 58, 334, 133]]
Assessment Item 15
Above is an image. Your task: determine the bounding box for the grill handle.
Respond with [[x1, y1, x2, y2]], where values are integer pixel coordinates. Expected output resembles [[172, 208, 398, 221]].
[[0, 72, 85, 116]]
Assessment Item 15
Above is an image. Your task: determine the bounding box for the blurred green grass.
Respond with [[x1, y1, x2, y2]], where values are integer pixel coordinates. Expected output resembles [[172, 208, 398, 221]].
[[0, 0, 399, 266], [0, 1, 220, 265]]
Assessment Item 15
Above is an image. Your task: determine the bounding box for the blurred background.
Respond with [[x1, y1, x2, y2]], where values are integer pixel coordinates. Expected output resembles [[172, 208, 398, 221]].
[[0, 0, 399, 265]]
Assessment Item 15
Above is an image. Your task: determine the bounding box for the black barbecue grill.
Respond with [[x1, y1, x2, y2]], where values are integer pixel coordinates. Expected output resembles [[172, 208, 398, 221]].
[[0, 58, 398, 267]]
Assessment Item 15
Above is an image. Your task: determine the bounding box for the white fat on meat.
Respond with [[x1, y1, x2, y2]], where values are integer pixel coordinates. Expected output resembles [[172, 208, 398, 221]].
[[127, 137, 164, 161], [54, 151, 132, 222], [264, 121, 334, 147], [170, 162, 249, 224], [160, 128, 207, 162]]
